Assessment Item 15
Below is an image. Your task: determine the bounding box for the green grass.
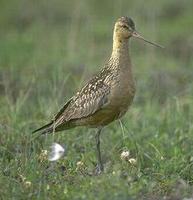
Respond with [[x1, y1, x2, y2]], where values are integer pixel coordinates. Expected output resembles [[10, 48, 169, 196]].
[[0, 0, 193, 199]]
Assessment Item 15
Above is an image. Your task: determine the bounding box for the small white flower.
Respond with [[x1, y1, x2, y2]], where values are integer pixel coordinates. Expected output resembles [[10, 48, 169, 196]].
[[38, 150, 48, 162], [120, 150, 130, 160], [24, 181, 32, 188], [48, 143, 65, 161], [128, 158, 137, 165], [76, 161, 85, 171], [76, 161, 84, 167]]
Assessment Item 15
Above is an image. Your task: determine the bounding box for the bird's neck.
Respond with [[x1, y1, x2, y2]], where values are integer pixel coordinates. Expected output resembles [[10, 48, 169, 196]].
[[110, 34, 131, 71], [112, 34, 129, 54]]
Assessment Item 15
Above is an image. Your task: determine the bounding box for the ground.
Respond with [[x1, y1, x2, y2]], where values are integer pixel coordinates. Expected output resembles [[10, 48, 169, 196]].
[[0, 0, 193, 199]]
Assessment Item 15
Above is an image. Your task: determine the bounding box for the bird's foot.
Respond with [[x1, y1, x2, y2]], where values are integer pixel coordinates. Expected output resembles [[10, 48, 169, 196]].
[[94, 163, 104, 175]]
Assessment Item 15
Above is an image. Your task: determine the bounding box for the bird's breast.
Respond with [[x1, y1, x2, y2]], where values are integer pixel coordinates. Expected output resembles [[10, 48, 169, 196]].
[[108, 68, 136, 117]]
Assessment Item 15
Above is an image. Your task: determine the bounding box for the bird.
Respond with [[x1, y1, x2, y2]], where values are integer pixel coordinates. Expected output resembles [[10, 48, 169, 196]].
[[33, 16, 163, 173]]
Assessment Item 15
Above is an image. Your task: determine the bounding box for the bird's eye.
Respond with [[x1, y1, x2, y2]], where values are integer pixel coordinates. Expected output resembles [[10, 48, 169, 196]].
[[122, 25, 128, 29]]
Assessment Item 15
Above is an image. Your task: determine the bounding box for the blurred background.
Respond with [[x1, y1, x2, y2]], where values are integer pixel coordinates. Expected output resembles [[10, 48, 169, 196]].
[[0, 0, 193, 198], [0, 0, 193, 109], [0, 0, 193, 113]]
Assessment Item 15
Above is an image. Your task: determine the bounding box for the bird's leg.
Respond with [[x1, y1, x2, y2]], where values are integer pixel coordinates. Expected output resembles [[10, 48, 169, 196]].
[[95, 128, 103, 173]]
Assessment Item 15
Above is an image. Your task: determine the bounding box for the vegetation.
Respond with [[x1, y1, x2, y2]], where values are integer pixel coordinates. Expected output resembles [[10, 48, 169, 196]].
[[0, 0, 193, 199]]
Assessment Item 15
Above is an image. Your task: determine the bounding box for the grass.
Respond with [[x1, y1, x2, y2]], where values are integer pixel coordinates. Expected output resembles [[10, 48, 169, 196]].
[[0, 0, 193, 199]]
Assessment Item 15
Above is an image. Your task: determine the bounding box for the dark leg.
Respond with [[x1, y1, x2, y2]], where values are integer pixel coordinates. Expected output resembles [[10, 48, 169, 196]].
[[95, 128, 103, 173]]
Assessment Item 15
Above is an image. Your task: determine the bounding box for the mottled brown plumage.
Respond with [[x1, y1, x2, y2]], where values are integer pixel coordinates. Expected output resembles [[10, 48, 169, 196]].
[[33, 17, 162, 173]]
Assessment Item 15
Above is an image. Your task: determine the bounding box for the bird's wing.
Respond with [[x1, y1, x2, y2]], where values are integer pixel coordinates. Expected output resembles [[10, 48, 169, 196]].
[[53, 76, 111, 126], [52, 97, 73, 121], [32, 98, 73, 133]]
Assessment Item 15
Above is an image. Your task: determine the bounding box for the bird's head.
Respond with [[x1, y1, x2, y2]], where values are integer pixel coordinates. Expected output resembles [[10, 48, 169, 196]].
[[114, 17, 135, 39], [114, 16, 163, 48]]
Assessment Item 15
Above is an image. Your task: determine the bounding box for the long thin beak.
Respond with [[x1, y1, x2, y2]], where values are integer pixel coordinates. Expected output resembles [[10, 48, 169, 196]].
[[132, 31, 164, 48]]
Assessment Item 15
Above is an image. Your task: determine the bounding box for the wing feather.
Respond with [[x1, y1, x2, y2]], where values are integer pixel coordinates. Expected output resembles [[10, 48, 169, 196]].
[[54, 79, 110, 127]]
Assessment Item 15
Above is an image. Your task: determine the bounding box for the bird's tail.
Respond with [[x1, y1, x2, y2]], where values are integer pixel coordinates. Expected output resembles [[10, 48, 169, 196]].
[[32, 121, 54, 134]]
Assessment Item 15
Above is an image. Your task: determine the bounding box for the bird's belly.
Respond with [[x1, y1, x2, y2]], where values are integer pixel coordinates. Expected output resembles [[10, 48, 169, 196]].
[[81, 103, 131, 127]]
